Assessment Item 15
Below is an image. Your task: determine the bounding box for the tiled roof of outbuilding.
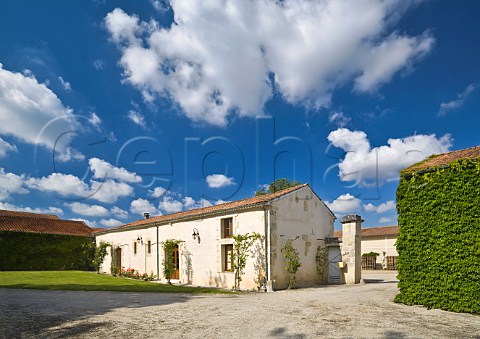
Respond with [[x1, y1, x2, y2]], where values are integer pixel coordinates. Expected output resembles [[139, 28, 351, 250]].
[[101, 184, 331, 233], [0, 214, 93, 237], [402, 145, 480, 174], [334, 225, 399, 238], [0, 209, 60, 220]]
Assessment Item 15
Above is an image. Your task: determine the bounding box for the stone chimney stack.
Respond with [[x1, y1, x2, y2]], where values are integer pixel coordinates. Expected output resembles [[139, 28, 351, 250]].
[[144, 212, 150, 220], [340, 214, 363, 284]]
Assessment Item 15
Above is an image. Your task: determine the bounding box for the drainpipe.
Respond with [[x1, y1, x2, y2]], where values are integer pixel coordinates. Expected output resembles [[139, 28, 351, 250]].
[[156, 224, 160, 280], [263, 204, 269, 291]]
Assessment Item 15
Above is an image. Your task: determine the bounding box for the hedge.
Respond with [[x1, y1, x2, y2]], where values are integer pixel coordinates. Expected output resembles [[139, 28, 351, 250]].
[[0, 231, 95, 271], [395, 160, 480, 313]]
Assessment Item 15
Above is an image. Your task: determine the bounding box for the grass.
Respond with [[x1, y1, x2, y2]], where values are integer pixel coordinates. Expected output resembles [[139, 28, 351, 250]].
[[0, 271, 233, 294]]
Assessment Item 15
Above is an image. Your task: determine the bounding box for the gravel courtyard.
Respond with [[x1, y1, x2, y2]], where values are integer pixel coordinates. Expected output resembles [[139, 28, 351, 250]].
[[1, 271, 479, 338]]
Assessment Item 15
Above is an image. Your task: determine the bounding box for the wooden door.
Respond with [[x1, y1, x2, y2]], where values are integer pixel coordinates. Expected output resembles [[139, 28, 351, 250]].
[[171, 245, 179, 279], [114, 247, 122, 269]]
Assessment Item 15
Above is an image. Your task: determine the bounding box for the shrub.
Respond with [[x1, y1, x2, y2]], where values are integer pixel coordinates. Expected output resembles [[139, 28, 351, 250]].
[[362, 252, 379, 257], [0, 231, 94, 271]]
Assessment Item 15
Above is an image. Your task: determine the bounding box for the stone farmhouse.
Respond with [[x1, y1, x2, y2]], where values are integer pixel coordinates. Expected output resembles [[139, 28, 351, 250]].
[[95, 184, 343, 290]]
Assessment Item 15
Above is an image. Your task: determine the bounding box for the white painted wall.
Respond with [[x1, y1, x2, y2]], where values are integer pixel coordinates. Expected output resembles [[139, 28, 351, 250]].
[[269, 186, 335, 289], [96, 208, 266, 290], [361, 236, 398, 269], [96, 186, 335, 290]]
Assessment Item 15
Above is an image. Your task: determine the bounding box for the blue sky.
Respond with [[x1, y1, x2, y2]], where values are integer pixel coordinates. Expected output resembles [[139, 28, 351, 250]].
[[0, 1, 478, 229]]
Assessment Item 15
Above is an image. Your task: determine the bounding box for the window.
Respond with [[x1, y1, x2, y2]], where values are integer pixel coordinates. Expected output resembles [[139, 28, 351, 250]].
[[222, 218, 233, 238], [223, 244, 234, 272], [134, 241, 137, 254], [147, 240, 152, 254]]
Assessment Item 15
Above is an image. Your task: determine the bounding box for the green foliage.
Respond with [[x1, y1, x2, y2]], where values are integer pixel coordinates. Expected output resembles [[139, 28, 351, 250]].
[[362, 252, 380, 257], [315, 246, 328, 282], [395, 160, 480, 314], [161, 239, 181, 284], [0, 271, 233, 294], [232, 232, 262, 290], [93, 241, 110, 273], [255, 178, 300, 196], [283, 239, 302, 288], [0, 231, 94, 271]]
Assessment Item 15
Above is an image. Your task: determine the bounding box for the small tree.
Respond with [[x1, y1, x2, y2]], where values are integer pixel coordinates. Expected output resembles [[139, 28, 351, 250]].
[[232, 232, 262, 290], [93, 241, 110, 274], [255, 178, 300, 196], [283, 239, 301, 289], [162, 239, 181, 284]]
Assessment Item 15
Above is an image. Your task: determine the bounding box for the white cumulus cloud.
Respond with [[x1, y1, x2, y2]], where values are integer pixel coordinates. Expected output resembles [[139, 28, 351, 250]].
[[206, 174, 236, 188], [104, 1, 433, 126], [0, 168, 28, 201], [27, 173, 91, 198], [0, 64, 78, 154], [66, 202, 110, 217], [364, 200, 396, 213], [326, 193, 361, 215], [0, 202, 63, 215], [100, 218, 123, 227], [130, 198, 160, 215], [379, 217, 393, 224], [159, 196, 184, 214], [111, 206, 128, 219], [89, 157, 142, 183], [0, 138, 17, 158], [27, 173, 134, 204], [327, 128, 452, 186]]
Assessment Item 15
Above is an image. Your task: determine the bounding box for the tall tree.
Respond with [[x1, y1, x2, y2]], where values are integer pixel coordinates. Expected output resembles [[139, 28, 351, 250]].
[[255, 178, 301, 196]]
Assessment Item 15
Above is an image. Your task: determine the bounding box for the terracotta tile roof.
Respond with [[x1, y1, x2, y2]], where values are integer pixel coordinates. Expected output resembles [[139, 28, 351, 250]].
[[104, 184, 312, 233], [0, 209, 60, 220], [0, 215, 93, 237], [403, 145, 480, 174], [334, 225, 399, 238], [91, 227, 107, 233]]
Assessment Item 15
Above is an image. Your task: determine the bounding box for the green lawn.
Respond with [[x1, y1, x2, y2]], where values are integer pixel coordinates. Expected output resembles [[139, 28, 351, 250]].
[[0, 271, 232, 294]]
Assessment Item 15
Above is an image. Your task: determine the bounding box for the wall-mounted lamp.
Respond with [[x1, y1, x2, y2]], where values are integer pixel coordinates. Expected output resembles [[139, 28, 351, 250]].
[[137, 235, 143, 244], [192, 228, 199, 240]]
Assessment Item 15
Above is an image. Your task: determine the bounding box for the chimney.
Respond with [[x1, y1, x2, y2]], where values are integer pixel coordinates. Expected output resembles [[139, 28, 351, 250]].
[[144, 212, 150, 220]]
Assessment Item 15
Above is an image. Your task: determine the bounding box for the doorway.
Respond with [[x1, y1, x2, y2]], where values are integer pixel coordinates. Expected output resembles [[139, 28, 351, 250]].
[[114, 247, 122, 270]]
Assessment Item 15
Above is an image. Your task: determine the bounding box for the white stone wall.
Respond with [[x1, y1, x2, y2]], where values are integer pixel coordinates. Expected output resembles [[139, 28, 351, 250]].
[[96, 186, 335, 290], [361, 236, 398, 269], [96, 208, 266, 290], [269, 186, 335, 289]]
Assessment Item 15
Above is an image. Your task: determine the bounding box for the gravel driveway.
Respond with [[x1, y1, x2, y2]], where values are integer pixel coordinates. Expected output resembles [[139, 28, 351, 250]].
[[1, 271, 479, 338]]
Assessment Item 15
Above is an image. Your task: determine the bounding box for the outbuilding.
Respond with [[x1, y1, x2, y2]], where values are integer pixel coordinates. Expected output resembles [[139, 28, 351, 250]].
[[96, 184, 338, 290]]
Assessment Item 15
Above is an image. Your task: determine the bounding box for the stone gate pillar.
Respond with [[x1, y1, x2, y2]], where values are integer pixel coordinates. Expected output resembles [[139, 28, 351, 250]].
[[341, 214, 363, 284]]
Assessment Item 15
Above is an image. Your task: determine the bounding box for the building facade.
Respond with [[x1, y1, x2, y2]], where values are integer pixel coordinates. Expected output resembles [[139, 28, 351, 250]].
[[335, 225, 399, 269], [96, 185, 337, 290]]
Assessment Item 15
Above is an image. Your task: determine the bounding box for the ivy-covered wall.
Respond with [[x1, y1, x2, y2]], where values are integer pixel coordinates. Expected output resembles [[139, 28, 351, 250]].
[[395, 160, 480, 313], [0, 231, 95, 271]]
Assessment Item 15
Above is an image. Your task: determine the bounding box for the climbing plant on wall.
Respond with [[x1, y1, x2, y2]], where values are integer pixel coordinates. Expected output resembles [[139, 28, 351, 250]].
[[162, 239, 181, 284], [395, 159, 480, 314], [315, 245, 328, 283], [93, 241, 110, 274], [283, 238, 301, 289], [232, 232, 262, 290]]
